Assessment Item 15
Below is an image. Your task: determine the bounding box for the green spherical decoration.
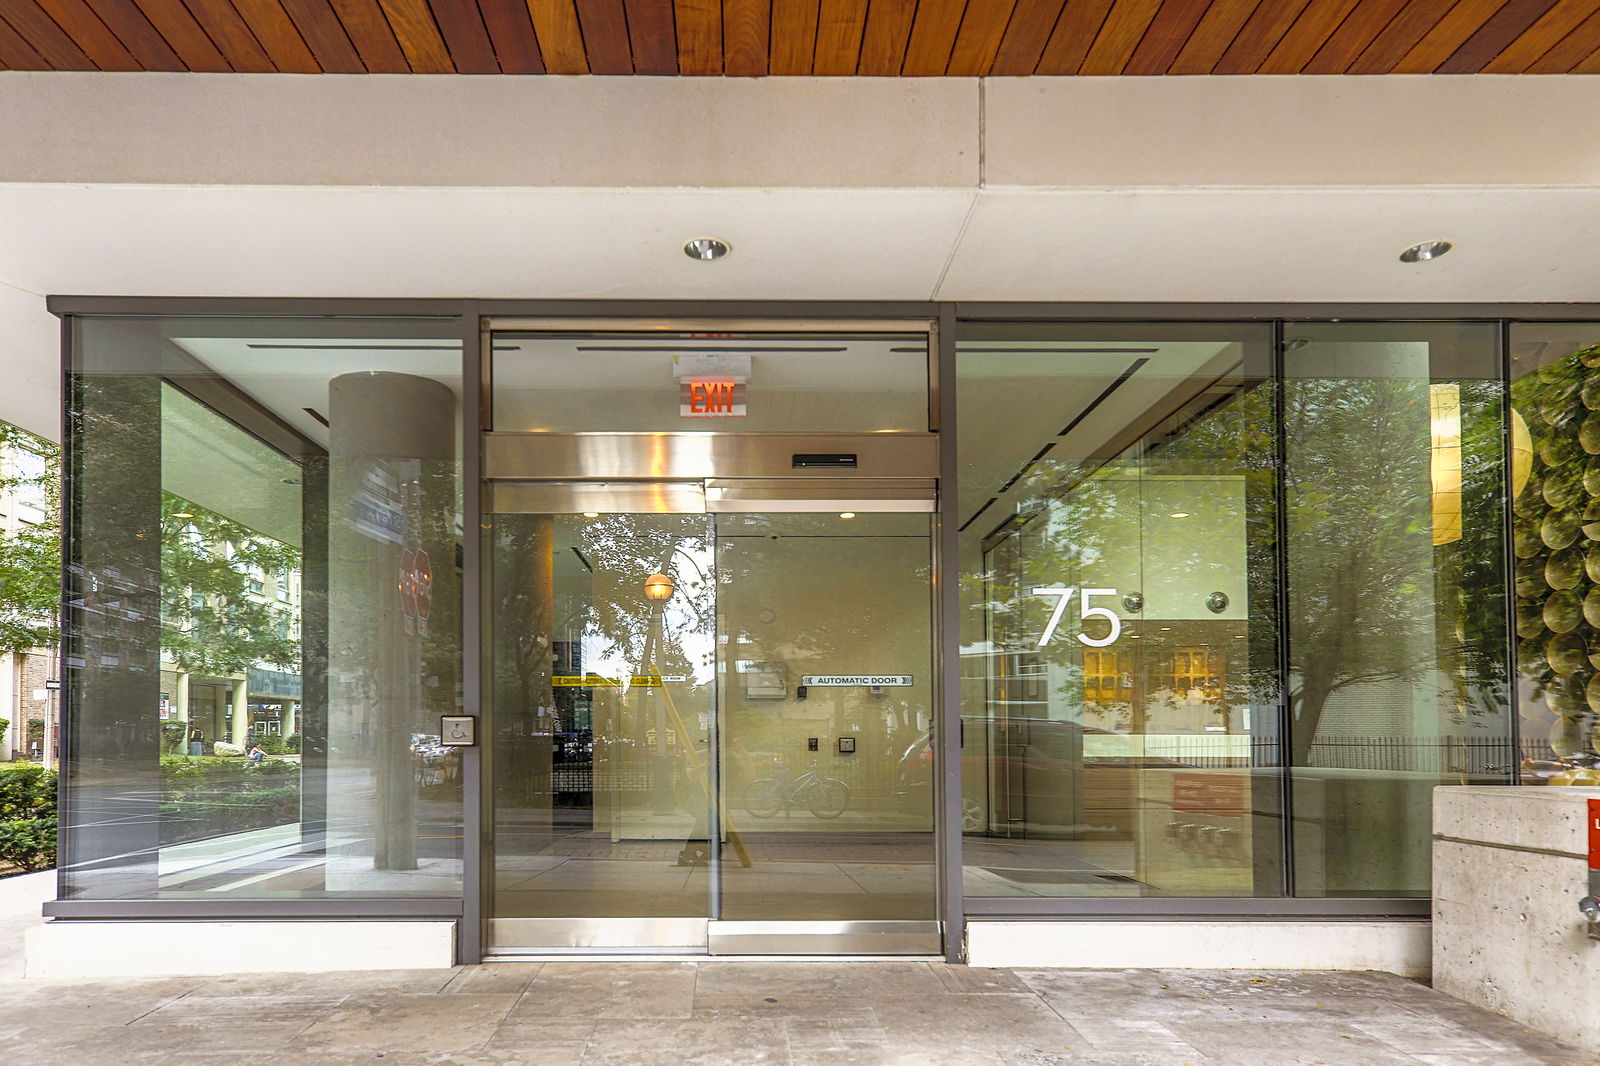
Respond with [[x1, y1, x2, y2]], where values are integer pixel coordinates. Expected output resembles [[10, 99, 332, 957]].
[[1542, 509, 1582, 550], [1546, 588, 1584, 633], [1546, 469, 1588, 508], [1549, 547, 1586, 589], [1549, 632, 1590, 675]]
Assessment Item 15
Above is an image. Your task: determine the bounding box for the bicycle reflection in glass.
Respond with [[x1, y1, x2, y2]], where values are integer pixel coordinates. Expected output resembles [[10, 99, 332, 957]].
[[744, 761, 850, 819]]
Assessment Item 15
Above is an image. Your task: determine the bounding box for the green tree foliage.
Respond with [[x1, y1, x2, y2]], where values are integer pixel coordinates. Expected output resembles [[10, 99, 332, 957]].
[[0, 764, 56, 873], [0, 424, 60, 656], [160, 493, 300, 675]]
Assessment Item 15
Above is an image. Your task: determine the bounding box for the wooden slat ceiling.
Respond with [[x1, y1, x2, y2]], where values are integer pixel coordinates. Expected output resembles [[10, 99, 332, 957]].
[[3, 0, 1600, 75]]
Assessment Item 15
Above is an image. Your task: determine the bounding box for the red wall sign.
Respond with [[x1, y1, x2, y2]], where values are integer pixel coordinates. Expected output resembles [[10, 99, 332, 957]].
[[1589, 798, 1600, 871]]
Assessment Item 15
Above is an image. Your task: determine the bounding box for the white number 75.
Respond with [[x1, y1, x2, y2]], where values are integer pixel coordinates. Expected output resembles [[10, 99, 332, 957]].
[[1032, 587, 1122, 648]]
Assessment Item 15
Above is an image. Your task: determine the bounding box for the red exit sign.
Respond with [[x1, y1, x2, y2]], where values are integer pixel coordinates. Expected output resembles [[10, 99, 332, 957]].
[[680, 378, 746, 417]]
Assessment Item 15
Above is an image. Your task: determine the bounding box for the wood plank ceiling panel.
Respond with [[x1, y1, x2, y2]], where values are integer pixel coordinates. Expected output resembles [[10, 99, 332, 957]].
[[902, 0, 967, 74], [769, 0, 818, 73], [34, 0, 143, 69], [280, 0, 368, 71], [945, 0, 1015, 75], [987, 0, 1065, 75], [1301, 0, 1409, 72], [1391, 0, 1515, 72], [1572, 31, 1600, 66], [130, 0, 235, 70], [1481, 0, 1600, 71], [1213, 0, 1315, 73], [1439, 0, 1562, 70], [1345, 0, 1452, 73], [575, 0, 634, 73], [231, 0, 324, 72], [1527, 3, 1600, 67], [622, 0, 676, 72], [185, 0, 278, 71], [19, 0, 1600, 75], [5, 0, 96, 69], [377, 0, 454, 70], [1167, 0, 1258, 72], [1035, 0, 1113, 74], [674, 0, 721, 73], [1123, 0, 1211, 74], [430, 0, 502, 71], [528, 0, 589, 71], [0, 16, 50, 68], [1254, 0, 1363, 73], [814, 0, 869, 75], [63, 0, 182, 67], [724, 0, 772, 75], [327, 0, 411, 71], [1079, 0, 1165, 75], [856, 0, 914, 74]]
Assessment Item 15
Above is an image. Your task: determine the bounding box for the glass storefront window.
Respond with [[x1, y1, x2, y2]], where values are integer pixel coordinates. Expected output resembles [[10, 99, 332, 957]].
[[1509, 323, 1600, 786], [956, 324, 1285, 898], [63, 316, 464, 899], [1283, 323, 1511, 897]]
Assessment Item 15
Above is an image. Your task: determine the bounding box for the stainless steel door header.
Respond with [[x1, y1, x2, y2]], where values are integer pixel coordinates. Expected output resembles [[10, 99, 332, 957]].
[[484, 433, 939, 481], [705, 478, 935, 512], [486, 480, 710, 515]]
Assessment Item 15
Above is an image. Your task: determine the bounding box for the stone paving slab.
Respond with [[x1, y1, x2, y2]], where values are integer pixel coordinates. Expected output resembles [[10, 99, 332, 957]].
[[0, 963, 1596, 1065]]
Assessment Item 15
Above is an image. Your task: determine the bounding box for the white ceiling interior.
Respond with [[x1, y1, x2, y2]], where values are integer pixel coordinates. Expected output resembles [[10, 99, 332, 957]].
[[4, 72, 1600, 441]]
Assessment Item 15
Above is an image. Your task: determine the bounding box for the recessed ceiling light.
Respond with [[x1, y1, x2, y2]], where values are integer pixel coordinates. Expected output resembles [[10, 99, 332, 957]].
[[582, 512, 600, 518], [838, 512, 856, 519], [684, 238, 731, 261], [1399, 240, 1452, 263], [1169, 512, 1190, 519], [171, 512, 194, 519]]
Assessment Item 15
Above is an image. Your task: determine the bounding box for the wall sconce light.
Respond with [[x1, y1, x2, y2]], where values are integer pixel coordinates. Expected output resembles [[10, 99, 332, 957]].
[[644, 573, 676, 601]]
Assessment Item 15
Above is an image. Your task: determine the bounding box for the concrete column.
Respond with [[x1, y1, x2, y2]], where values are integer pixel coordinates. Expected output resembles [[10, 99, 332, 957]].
[[282, 699, 296, 742], [210, 688, 225, 749], [174, 671, 190, 733], [328, 371, 455, 877], [0, 652, 14, 761], [230, 678, 249, 747]]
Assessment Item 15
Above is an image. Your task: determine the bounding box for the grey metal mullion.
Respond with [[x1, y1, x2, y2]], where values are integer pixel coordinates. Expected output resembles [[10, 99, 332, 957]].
[[1500, 320, 1520, 783], [458, 302, 485, 965], [54, 313, 75, 902], [1272, 321, 1297, 900], [936, 305, 963, 963]]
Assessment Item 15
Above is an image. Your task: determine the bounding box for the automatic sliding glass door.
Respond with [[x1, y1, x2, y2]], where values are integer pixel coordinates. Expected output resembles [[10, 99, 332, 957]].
[[485, 503, 937, 954]]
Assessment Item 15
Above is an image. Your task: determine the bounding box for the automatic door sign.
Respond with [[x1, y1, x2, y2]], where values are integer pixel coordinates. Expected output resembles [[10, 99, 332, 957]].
[[799, 675, 913, 687]]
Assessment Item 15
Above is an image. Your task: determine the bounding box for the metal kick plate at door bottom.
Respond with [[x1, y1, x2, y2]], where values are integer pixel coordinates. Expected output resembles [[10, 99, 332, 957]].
[[706, 921, 941, 955]]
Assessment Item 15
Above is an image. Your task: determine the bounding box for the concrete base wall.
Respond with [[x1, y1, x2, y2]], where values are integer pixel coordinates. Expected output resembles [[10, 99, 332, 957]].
[[1433, 785, 1600, 1054], [24, 920, 456, 978], [965, 920, 1431, 976]]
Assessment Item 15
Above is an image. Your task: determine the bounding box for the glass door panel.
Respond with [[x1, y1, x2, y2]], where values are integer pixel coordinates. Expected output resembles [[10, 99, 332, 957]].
[[489, 511, 717, 948], [712, 513, 937, 940]]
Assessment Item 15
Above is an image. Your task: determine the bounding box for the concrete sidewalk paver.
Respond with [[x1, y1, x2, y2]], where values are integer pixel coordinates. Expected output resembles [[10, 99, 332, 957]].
[[0, 962, 1595, 1065]]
